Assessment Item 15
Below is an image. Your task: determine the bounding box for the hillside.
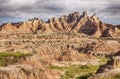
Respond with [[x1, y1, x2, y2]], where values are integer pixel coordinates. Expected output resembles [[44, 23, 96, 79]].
[[0, 12, 120, 79], [0, 12, 120, 37]]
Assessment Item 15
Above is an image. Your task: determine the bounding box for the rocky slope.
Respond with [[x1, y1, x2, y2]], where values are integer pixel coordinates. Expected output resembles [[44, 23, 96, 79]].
[[0, 12, 120, 79], [88, 51, 120, 79], [0, 65, 63, 79], [0, 12, 120, 37], [83, 40, 120, 56]]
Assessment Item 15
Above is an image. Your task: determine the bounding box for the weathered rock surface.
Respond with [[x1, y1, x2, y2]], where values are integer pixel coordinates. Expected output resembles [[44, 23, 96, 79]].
[[0, 12, 120, 37], [88, 51, 120, 79], [0, 12, 120, 79], [57, 44, 95, 61], [0, 65, 63, 79], [0, 18, 44, 34], [84, 40, 120, 56]]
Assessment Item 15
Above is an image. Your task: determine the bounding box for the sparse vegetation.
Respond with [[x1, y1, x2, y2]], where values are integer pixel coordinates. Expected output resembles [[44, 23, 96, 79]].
[[76, 73, 92, 79], [0, 52, 30, 67], [99, 57, 109, 64], [48, 65, 99, 79], [33, 50, 37, 54], [111, 74, 120, 79], [37, 35, 49, 39]]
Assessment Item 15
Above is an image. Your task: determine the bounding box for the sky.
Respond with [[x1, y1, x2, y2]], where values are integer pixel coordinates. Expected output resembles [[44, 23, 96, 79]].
[[0, 0, 120, 25]]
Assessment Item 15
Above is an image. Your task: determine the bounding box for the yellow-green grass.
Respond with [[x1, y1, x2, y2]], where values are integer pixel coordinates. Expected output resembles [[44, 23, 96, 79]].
[[0, 52, 30, 67], [48, 65, 99, 79]]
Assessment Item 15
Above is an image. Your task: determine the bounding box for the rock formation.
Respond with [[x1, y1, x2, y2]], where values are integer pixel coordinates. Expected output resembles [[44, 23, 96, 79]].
[[88, 51, 120, 79], [0, 12, 120, 79], [0, 65, 63, 79], [58, 45, 95, 61], [85, 40, 120, 56], [0, 12, 120, 37]]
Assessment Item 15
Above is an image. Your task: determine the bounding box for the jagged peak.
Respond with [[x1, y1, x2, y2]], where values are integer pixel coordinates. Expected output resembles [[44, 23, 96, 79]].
[[27, 17, 44, 23], [116, 25, 120, 29], [83, 11, 87, 17], [6, 22, 11, 25], [60, 15, 66, 19], [92, 13, 96, 17], [0, 11, 119, 37], [67, 12, 80, 18], [71, 12, 80, 15], [28, 17, 40, 21], [53, 17, 58, 21], [1, 22, 12, 26], [47, 17, 58, 23], [90, 13, 100, 23]]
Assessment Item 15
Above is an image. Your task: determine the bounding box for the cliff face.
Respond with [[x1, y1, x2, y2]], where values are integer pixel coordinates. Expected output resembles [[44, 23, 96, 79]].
[[0, 12, 120, 37]]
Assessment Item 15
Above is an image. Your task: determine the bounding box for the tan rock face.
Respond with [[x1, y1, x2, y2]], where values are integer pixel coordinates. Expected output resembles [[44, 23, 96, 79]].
[[0, 65, 63, 79], [0, 18, 44, 34], [57, 45, 95, 61], [78, 40, 120, 57], [0, 12, 119, 79], [0, 12, 120, 37], [96, 56, 120, 74], [116, 25, 120, 29], [88, 51, 120, 79]]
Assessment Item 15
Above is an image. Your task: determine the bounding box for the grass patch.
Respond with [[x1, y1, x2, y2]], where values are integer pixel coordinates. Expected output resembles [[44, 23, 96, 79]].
[[97, 57, 109, 64], [0, 52, 30, 67], [111, 74, 120, 79], [37, 35, 51, 39], [76, 73, 92, 79], [0, 52, 29, 58], [48, 65, 99, 79]]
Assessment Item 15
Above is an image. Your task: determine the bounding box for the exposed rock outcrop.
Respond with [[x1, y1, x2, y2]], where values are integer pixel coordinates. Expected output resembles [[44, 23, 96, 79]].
[[88, 51, 120, 79], [0, 65, 63, 79], [78, 40, 120, 57], [0, 12, 120, 37], [58, 45, 95, 61], [0, 12, 120, 79], [0, 18, 44, 34]]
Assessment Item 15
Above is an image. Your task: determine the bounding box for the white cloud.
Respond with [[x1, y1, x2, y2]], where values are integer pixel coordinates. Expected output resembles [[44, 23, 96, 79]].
[[0, 0, 120, 24], [9, 0, 38, 6]]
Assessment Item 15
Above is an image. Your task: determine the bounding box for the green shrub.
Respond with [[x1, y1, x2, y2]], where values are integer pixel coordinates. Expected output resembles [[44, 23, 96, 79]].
[[48, 65, 99, 79], [0, 52, 30, 67], [79, 65, 89, 69], [0, 52, 29, 58], [111, 74, 120, 79], [0, 59, 5, 67]]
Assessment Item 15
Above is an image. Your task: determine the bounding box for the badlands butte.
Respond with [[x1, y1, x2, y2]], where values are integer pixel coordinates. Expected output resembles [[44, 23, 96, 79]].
[[0, 11, 120, 79]]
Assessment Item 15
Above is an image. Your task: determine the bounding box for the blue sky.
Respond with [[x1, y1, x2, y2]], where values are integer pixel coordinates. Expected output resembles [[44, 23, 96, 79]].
[[0, 0, 120, 25]]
